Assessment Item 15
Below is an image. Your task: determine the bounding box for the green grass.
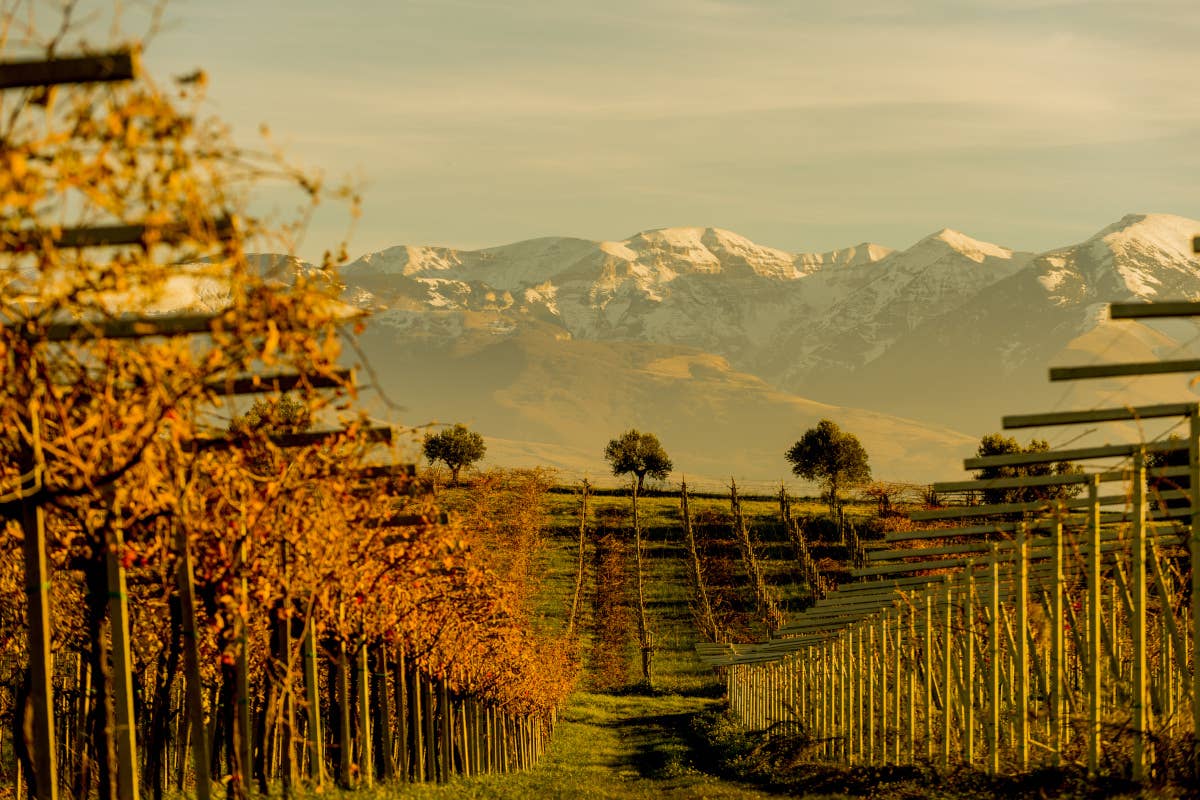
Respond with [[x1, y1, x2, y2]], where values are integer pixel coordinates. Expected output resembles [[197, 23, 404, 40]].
[[375, 690, 782, 799]]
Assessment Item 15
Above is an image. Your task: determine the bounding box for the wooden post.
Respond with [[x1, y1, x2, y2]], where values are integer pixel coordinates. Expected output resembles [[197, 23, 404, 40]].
[[964, 567, 975, 768], [422, 674, 436, 781], [17, 426, 57, 800], [394, 649, 408, 781], [988, 546, 1001, 776], [868, 624, 876, 762], [1016, 526, 1030, 771], [1050, 520, 1064, 766], [438, 678, 451, 782], [104, 520, 139, 800], [173, 521, 211, 800], [1189, 405, 1200, 777], [925, 593, 934, 762], [336, 643, 352, 787], [410, 670, 424, 782], [357, 647, 372, 787], [942, 578, 953, 770], [278, 545, 295, 797], [1131, 450, 1149, 780], [1087, 475, 1102, 775], [301, 624, 324, 785], [906, 603, 916, 762], [235, 540, 253, 797]]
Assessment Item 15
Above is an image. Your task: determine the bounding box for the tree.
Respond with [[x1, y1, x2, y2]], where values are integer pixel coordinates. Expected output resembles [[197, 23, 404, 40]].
[[603, 429, 673, 494], [424, 423, 487, 486], [786, 419, 871, 514], [603, 429, 671, 685], [972, 433, 1081, 506]]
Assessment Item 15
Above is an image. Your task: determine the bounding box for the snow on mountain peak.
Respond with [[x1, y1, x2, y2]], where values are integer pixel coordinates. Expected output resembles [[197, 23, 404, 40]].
[[916, 228, 1014, 263], [1090, 213, 1199, 262], [623, 226, 801, 279]]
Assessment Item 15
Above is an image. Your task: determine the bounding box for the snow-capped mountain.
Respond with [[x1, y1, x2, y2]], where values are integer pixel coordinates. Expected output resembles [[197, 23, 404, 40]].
[[333, 212, 1200, 482], [342, 224, 1030, 386], [822, 213, 1200, 432]]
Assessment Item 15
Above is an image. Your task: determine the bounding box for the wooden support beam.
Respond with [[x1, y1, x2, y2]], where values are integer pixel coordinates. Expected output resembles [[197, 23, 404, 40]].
[[194, 424, 393, 451], [964, 438, 1183, 470], [909, 493, 1120, 521], [0, 49, 137, 88], [3, 217, 236, 252], [1110, 300, 1200, 319], [1003, 402, 1197, 429], [370, 511, 449, 531], [38, 312, 219, 342], [1049, 358, 1200, 381], [203, 369, 351, 396], [355, 464, 417, 480]]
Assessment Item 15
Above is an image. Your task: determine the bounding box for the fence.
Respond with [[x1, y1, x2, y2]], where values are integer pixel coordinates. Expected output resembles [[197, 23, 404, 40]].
[[700, 288, 1200, 781]]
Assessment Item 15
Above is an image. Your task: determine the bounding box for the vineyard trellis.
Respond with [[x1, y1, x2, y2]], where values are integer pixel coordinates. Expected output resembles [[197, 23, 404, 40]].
[[699, 265, 1200, 782], [0, 41, 570, 800]]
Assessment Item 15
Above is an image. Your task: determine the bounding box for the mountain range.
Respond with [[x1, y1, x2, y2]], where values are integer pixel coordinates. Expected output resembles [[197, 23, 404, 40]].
[[285, 213, 1200, 486]]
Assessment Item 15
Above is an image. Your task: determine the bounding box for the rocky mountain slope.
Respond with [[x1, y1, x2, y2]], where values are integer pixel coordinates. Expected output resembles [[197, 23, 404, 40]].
[[229, 213, 1200, 484]]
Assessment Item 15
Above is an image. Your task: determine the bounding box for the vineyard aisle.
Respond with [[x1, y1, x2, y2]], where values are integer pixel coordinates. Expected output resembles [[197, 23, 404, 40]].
[[387, 689, 780, 800]]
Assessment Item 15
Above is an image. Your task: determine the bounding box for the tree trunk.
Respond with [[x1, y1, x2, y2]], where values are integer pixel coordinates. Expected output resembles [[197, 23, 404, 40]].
[[681, 480, 719, 642], [567, 480, 589, 635]]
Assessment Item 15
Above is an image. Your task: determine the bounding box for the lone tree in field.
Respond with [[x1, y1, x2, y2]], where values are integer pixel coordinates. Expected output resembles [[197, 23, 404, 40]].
[[786, 419, 871, 514], [424, 423, 487, 486], [603, 428, 671, 685]]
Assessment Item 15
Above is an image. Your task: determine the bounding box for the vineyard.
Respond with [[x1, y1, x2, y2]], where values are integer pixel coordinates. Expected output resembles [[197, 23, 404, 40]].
[[698, 290, 1200, 787], [0, 40, 573, 800]]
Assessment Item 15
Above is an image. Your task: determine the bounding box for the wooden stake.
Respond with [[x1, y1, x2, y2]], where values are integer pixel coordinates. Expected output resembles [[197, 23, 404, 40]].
[[1190, 407, 1200, 777], [1016, 526, 1029, 771], [1131, 450, 1149, 780], [357, 647, 372, 787], [16, 426, 57, 800], [301, 624, 324, 785], [1087, 475, 1102, 775], [988, 546, 1000, 776], [104, 519, 139, 800]]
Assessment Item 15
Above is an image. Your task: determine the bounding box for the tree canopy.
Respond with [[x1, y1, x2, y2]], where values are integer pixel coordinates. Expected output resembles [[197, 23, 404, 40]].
[[785, 419, 871, 511], [424, 423, 487, 485], [973, 433, 1082, 505], [604, 429, 673, 493]]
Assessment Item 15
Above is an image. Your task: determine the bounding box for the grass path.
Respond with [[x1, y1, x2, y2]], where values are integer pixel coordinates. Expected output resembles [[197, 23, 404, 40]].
[[391, 689, 780, 800]]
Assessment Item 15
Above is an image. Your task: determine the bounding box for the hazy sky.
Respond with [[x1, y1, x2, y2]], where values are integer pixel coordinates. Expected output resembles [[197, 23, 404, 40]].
[[74, 1, 1200, 260]]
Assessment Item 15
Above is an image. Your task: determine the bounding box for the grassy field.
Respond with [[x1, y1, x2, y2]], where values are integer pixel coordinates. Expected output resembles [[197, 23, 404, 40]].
[[368, 484, 869, 799], [337, 481, 1175, 799]]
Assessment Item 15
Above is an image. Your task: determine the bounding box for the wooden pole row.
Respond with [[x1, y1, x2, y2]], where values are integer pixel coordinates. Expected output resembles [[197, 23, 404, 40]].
[[712, 455, 1195, 779]]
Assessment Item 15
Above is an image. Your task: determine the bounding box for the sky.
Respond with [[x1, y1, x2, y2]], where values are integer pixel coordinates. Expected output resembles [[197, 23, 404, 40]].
[[48, 0, 1200, 261]]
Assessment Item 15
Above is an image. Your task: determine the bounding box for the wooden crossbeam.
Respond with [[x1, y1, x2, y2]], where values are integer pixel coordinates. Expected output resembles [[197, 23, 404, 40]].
[[3, 218, 236, 252], [1049, 359, 1200, 381], [1003, 402, 1197, 429], [1110, 301, 1200, 319], [195, 424, 392, 451], [23, 313, 220, 342], [932, 469, 1125, 493], [203, 369, 351, 397], [0, 49, 137, 89], [355, 464, 417, 480], [368, 511, 449, 530], [933, 464, 1186, 493], [910, 494, 1122, 522], [963, 438, 1182, 470]]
